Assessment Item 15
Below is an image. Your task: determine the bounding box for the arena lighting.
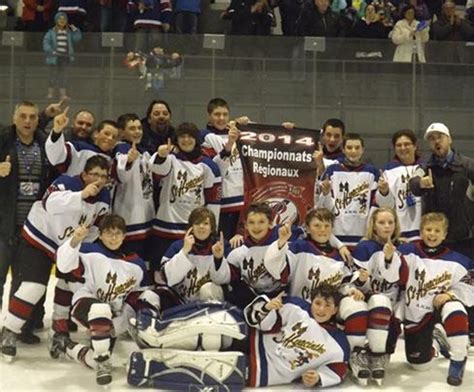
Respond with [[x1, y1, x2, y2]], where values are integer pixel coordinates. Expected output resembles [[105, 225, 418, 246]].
[[0, 5, 9, 11]]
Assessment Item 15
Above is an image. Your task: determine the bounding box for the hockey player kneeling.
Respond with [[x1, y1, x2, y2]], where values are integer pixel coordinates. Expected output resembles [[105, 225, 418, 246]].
[[55, 215, 158, 386], [127, 301, 248, 390]]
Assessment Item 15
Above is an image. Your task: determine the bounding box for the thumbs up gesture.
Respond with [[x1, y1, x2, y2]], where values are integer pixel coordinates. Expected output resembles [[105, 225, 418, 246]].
[[0, 155, 12, 177], [377, 170, 389, 196], [127, 142, 139, 163], [212, 231, 225, 259], [157, 138, 174, 158], [383, 237, 396, 261], [420, 168, 434, 189]]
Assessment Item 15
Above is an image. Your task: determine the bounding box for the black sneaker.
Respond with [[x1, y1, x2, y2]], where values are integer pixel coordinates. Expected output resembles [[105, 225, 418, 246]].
[[18, 331, 41, 345]]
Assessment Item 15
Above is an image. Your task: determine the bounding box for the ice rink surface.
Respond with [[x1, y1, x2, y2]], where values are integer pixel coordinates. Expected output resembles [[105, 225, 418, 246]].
[[1, 278, 472, 392]]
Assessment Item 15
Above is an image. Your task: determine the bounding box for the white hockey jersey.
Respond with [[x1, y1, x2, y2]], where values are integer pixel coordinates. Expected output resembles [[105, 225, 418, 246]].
[[160, 238, 229, 302], [352, 240, 407, 305], [378, 159, 423, 240], [56, 239, 148, 313], [245, 296, 350, 388], [317, 162, 388, 245], [22, 175, 110, 258], [113, 142, 155, 241], [398, 241, 474, 325], [212, 227, 289, 295], [45, 132, 128, 176], [150, 152, 221, 239], [201, 127, 244, 213], [285, 240, 352, 302]]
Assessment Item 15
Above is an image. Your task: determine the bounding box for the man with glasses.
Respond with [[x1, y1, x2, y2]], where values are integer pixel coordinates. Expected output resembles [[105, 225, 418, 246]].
[[0, 154, 111, 362]]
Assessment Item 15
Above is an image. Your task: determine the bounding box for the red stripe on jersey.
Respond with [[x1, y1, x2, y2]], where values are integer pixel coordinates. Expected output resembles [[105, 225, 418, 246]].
[[327, 362, 348, 380], [21, 229, 55, 259], [204, 184, 222, 205], [444, 312, 468, 337], [249, 329, 257, 387]]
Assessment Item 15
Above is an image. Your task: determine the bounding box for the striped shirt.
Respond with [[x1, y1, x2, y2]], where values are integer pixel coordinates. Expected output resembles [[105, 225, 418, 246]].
[[56, 30, 68, 55], [16, 140, 43, 226]]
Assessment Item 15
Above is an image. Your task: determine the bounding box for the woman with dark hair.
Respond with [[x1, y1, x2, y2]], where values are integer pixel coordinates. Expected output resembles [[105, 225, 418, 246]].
[[390, 4, 429, 62], [377, 129, 423, 241]]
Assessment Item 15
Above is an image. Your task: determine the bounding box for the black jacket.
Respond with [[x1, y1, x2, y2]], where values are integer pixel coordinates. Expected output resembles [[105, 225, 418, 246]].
[[295, 0, 345, 37], [410, 150, 474, 243], [0, 126, 52, 239]]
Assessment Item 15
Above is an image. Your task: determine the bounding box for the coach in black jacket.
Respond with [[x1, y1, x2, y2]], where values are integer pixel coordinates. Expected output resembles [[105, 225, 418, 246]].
[[409, 122, 474, 256]]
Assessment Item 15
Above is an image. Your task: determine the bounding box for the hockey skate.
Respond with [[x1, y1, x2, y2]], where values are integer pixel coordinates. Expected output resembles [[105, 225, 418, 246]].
[[49, 332, 71, 359], [447, 357, 467, 386], [96, 355, 113, 386], [1, 327, 17, 362], [369, 352, 389, 385], [469, 335, 474, 356], [350, 347, 370, 386], [433, 323, 450, 359]]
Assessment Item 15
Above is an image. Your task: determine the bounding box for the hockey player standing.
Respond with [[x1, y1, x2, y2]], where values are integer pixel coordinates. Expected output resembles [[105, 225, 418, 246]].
[[149, 122, 222, 270], [317, 133, 391, 246]]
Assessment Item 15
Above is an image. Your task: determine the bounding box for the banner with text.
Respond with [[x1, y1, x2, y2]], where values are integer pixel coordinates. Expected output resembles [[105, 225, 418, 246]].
[[237, 124, 318, 226]]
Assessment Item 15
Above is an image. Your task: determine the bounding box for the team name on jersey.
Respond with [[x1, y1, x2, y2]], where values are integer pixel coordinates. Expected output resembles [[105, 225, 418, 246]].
[[406, 269, 452, 306], [170, 171, 204, 203], [180, 268, 211, 298], [58, 208, 108, 242], [273, 321, 326, 369], [243, 257, 271, 284], [301, 268, 344, 301], [334, 180, 370, 216], [96, 271, 138, 302], [396, 173, 412, 209]]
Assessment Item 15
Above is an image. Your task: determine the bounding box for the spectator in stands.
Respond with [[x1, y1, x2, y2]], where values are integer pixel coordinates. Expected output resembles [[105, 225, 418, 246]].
[[431, 0, 474, 41], [390, 4, 429, 63], [57, 0, 87, 31], [140, 100, 175, 154], [100, 0, 128, 32], [398, 0, 431, 22], [295, 0, 345, 36], [273, 0, 303, 36], [221, 0, 274, 36], [174, 0, 200, 34], [22, 0, 54, 31], [352, 3, 389, 38], [467, 0, 474, 25], [43, 12, 82, 100], [128, 0, 172, 52], [372, 0, 397, 28]]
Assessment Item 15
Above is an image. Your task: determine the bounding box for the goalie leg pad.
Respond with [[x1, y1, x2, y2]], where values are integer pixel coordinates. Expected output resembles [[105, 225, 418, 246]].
[[127, 349, 247, 391], [135, 301, 248, 350]]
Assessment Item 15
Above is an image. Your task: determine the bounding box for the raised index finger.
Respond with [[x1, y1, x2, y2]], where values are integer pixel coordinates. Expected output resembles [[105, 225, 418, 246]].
[[220, 231, 224, 244]]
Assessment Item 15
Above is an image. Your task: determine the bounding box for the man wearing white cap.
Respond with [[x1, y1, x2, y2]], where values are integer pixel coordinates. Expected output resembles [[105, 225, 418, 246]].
[[409, 122, 474, 351]]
